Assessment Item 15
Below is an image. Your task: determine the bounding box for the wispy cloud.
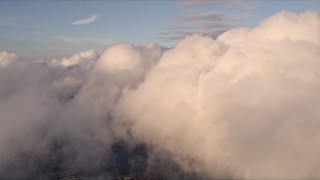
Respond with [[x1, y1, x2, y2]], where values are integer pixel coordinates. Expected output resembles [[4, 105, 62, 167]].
[[0, 18, 19, 27], [177, 0, 258, 9], [160, 0, 258, 44], [49, 35, 113, 45], [30, 31, 113, 46], [174, 12, 229, 22], [71, 14, 99, 25], [159, 30, 225, 42]]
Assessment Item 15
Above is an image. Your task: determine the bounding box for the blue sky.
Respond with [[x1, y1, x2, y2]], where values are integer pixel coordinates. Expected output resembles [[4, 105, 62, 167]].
[[0, 0, 319, 60]]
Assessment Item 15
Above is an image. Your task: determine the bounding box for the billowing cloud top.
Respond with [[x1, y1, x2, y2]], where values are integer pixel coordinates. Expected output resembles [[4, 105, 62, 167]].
[[0, 11, 320, 180], [50, 49, 98, 69], [71, 14, 99, 25], [0, 51, 20, 68]]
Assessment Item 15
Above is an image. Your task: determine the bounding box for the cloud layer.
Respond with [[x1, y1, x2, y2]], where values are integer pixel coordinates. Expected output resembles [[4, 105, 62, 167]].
[[161, 0, 255, 43], [0, 11, 320, 179], [71, 14, 99, 25], [177, 0, 257, 9]]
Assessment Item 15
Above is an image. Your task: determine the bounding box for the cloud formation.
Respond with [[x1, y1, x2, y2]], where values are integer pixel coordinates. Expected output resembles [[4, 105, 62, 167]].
[[119, 11, 320, 179], [0, 51, 18, 68], [50, 49, 98, 69], [161, 0, 257, 43], [175, 12, 228, 22], [71, 14, 99, 25], [177, 0, 257, 9], [0, 11, 320, 179]]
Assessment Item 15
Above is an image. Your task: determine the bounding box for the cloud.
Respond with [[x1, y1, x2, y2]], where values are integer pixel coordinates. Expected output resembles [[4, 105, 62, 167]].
[[0, 18, 19, 29], [168, 12, 240, 40], [161, 1, 256, 43], [0, 51, 20, 68], [50, 35, 112, 45], [177, 0, 258, 9], [71, 14, 99, 25], [118, 10, 320, 179], [50, 49, 98, 69], [175, 12, 229, 22], [159, 29, 226, 43], [0, 10, 320, 179]]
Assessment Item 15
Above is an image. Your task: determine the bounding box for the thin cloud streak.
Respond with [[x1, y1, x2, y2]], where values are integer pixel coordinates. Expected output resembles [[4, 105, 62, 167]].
[[71, 14, 99, 25], [160, 0, 258, 44], [50, 35, 113, 45], [174, 12, 228, 22], [177, 0, 258, 9]]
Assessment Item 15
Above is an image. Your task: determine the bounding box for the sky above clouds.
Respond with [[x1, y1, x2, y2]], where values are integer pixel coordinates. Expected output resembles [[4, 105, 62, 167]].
[[0, 0, 319, 60]]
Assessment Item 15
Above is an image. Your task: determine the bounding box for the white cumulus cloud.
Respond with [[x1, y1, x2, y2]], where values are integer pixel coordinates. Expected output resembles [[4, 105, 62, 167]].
[[50, 49, 98, 69], [118, 10, 320, 179]]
